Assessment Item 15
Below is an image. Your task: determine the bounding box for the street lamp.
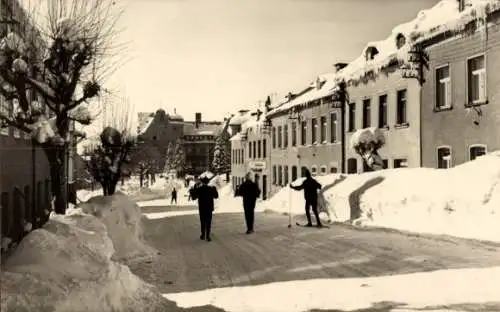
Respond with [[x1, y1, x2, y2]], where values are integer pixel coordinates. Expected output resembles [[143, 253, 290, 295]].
[[332, 80, 347, 174], [287, 106, 304, 228]]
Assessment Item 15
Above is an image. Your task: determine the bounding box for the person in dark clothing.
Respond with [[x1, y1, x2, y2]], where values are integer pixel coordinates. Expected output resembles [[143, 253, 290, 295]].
[[290, 169, 323, 227], [235, 173, 261, 234], [171, 188, 177, 204], [191, 177, 219, 241]]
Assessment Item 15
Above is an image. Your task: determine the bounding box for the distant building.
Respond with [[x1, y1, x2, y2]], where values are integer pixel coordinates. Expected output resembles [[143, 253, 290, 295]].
[[230, 109, 271, 199], [137, 110, 229, 176]]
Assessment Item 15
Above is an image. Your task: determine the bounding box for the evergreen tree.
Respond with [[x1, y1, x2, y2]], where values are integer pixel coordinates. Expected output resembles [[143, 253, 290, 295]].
[[172, 139, 186, 177], [212, 135, 230, 174], [163, 141, 175, 173]]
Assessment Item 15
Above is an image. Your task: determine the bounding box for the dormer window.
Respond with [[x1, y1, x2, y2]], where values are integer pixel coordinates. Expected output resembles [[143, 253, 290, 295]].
[[396, 33, 406, 49], [315, 77, 322, 90], [365, 46, 379, 61]]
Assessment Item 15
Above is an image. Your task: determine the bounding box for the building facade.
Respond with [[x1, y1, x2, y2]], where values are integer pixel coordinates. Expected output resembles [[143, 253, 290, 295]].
[[420, 9, 500, 168], [230, 110, 271, 200], [267, 75, 343, 196], [1, 0, 52, 243], [137, 110, 228, 176], [345, 67, 421, 173]]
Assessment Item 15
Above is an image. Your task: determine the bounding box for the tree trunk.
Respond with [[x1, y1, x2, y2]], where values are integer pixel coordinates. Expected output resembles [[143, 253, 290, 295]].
[[54, 148, 67, 214]]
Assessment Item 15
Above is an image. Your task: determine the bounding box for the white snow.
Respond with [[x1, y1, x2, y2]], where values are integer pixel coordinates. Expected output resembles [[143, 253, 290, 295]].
[[349, 127, 386, 150], [263, 152, 500, 243], [1, 200, 168, 312], [163, 266, 500, 312]]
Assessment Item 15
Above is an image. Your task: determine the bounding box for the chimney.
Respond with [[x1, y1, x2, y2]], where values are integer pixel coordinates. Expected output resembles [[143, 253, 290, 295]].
[[334, 62, 348, 72], [195, 112, 201, 128], [458, 0, 465, 12]]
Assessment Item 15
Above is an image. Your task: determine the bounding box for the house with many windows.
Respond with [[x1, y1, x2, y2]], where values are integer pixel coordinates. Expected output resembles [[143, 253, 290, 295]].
[[266, 74, 343, 195], [230, 109, 271, 199], [419, 2, 500, 168]]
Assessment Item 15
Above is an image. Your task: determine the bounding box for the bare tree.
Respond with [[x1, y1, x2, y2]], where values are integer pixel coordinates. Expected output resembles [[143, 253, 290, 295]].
[[85, 95, 136, 195], [0, 0, 125, 214]]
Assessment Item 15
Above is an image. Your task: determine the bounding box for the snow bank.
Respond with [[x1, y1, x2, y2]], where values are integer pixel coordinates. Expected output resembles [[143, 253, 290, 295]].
[[264, 152, 500, 242], [0, 211, 169, 312], [78, 192, 157, 262], [164, 266, 500, 312]]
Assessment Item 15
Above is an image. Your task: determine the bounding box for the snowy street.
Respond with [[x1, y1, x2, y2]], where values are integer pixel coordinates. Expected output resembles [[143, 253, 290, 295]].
[[130, 204, 500, 311]]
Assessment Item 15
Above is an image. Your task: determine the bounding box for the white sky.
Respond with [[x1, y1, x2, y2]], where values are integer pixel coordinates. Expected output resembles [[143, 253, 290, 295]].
[[21, 0, 440, 133]]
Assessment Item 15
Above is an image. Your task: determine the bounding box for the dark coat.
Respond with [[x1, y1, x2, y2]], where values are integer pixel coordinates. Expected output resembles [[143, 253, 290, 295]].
[[191, 184, 219, 212], [235, 180, 261, 207], [291, 177, 322, 202]]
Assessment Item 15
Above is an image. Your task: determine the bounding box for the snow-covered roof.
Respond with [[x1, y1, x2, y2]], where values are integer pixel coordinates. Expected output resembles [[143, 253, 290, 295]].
[[266, 72, 338, 117], [138, 116, 154, 134], [229, 132, 242, 142], [337, 0, 500, 83], [229, 111, 253, 126]]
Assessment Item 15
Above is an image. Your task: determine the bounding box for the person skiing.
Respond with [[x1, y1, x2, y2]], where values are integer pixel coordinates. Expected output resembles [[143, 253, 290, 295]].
[[235, 173, 261, 234], [171, 188, 177, 204], [289, 169, 323, 227], [191, 176, 219, 241]]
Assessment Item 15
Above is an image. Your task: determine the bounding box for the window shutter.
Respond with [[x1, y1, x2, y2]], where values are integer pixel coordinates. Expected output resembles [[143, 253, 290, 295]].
[[445, 79, 452, 107], [478, 71, 486, 102]]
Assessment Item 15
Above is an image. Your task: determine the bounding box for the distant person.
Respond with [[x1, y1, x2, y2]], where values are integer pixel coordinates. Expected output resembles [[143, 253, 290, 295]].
[[171, 188, 177, 204], [290, 169, 323, 227], [235, 173, 261, 234], [191, 176, 219, 242]]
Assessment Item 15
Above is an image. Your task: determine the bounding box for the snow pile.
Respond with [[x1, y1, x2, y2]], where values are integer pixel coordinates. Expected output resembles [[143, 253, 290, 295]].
[[263, 152, 500, 242], [261, 174, 347, 222], [78, 192, 157, 262], [164, 266, 500, 312], [349, 127, 386, 150], [0, 209, 169, 312]]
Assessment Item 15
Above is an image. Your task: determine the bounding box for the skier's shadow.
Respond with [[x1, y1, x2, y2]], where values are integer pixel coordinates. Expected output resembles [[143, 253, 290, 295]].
[[348, 176, 385, 220]]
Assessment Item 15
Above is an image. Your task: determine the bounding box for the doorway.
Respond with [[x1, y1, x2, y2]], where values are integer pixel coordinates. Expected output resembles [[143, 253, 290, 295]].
[[262, 175, 267, 200]]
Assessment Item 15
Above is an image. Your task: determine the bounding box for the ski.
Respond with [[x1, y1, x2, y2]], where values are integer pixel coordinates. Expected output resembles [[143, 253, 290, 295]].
[[295, 222, 329, 228]]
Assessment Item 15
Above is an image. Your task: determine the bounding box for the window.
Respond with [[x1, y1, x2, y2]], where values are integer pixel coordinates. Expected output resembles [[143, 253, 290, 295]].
[[253, 142, 257, 159], [277, 126, 282, 148], [291, 122, 297, 147], [320, 116, 327, 143], [283, 124, 288, 148], [469, 144, 487, 161], [378, 94, 388, 128], [467, 55, 486, 104], [382, 159, 388, 169], [278, 166, 283, 186], [437, 147, 452, 169], [311, 118, 318, 144], [257, 140, 261, 158], [436, 65, 451, 109], [272, 166, 277, 185], [330, 167, 338, 174], [300, 121, 307, 145], [263, 139, 267, 158], [272, 127, 276, 148], [396, 33, 406, 49], [248, 142, 251, 158], [362, 98, 371, 128], [347, 158, 357, 174], [320, 166, 327, 175], [348, 103, 356, 132], [394, 158, 408, 168], [284, 166, 289, 185], [291, 166, 298, 181], [301, 166, 308, 177], [396, 89, 407, 125], [330, 113, 337, 143], [311, 166, 318, 176]]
